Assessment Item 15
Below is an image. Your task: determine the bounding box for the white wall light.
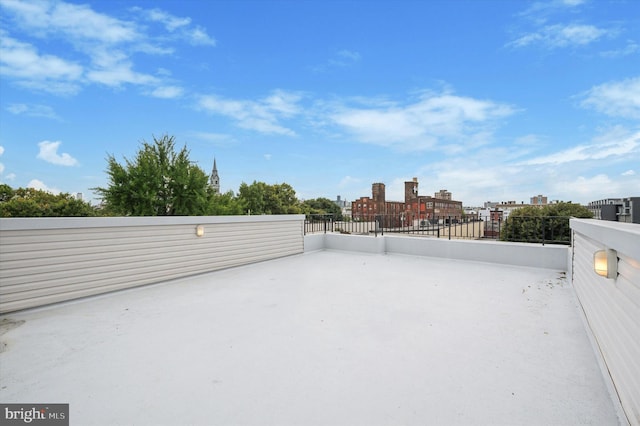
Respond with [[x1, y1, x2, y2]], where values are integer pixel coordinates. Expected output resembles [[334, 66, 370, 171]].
[[594, 249, 617, 279], [195, 225, 205, 237]]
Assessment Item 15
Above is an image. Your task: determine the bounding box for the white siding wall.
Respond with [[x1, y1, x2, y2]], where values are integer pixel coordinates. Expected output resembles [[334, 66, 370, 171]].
[[0, 215, 304, 313], [571, 219, 640, 426]]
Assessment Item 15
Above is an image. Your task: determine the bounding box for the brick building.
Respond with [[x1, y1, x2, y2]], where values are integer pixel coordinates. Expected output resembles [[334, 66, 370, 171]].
[[352, 178, 463, 226], [530, 194, 548, 206]]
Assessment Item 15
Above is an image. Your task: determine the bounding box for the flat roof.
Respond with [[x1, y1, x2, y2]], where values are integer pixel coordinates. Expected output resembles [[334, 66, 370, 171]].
[[0, 250, 622, 425]]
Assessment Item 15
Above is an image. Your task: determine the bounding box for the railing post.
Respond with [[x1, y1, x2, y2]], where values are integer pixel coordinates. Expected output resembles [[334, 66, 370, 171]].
[[542, 217, 545, 246], [448, 216, 451, 240], [374, 215, 378, 237]]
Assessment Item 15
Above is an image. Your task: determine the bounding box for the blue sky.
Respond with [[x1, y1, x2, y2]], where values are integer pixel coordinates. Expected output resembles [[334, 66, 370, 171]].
[[1, 0, 639, 207]]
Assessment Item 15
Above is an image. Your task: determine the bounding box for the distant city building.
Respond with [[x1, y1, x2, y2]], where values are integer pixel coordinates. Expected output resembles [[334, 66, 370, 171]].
[[484, 198, 553, 210], [352, 178, 463, 225], [463, 207, 479, 221], [75, 193, 83, 200], [334, 195, 351, 217], [530, 194, 548, 205], [588, 198, 622, 220], [434, 189, 452, 200], [334, 196, 348, 208], [588, 197, 639, 224], [477, 207, 513, 221], [209, 158, 220, 195]]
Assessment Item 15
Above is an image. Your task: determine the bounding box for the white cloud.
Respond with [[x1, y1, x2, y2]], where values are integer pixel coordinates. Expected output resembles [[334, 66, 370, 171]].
[[189, 132, 238, 147], [84, 47, 158, 87], [519, 0, 585, 17], [184, 27, 216, 46], [549, 174, 617, 198], [0, 31, 83, 95], [145, 8, 191, 31], [197, 90, 303, 136], [338, 175, 362, 188], [86, 65, 158, 87], [0, 0, 138, 44], [329, 49, 361, 67], [403, 125, 640, 206], [6, 103, 60, 120], [0, 0, 215, 94], [0, 146, 4, 156], [37, 141, 79, 166], [580, 76, 640, 119], [150, 85, 184, 99], [522, 129, 640, 165], [27, 179, 60, 194], [133, 7, 216, 46], [415, 161, 525, 206], [600, 40, 640, 58], [508, 24, 612, 49], [313, 49, 362, 72], [337, 50, 361, 61], [329, 91, 514, 151]]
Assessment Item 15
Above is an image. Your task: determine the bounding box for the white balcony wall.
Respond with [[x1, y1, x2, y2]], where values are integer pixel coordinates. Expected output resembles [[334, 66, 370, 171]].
[[0, 215, 304, 314], [305, 233, 569, 270], [571, 219, 640, 426]]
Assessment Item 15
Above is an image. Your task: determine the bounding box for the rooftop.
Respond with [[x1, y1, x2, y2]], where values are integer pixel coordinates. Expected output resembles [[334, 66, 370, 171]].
[[0, 248, 622, 425]]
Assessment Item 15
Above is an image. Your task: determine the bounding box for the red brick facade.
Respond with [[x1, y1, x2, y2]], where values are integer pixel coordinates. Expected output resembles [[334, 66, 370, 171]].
[[352, 178, 463, 224]]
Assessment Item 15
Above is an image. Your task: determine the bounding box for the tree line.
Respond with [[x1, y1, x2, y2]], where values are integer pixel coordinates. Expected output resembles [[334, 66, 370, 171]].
[[0, 135, 342, 218], [500, 203, 593, 244]]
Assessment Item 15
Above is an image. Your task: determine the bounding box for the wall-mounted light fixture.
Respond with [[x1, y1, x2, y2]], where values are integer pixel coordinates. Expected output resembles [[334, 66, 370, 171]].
[[195, 225, 205, 237], [594, 249, 617, 279]]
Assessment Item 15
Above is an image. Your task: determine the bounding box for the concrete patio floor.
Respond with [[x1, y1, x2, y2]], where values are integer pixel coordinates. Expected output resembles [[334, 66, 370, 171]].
[[0, 250, 623, 425]]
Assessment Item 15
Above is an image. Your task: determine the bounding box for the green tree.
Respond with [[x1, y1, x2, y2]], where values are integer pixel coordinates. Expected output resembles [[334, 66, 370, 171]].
[[0, 184, 15, 202], [301, 197, 343, 220], [207, 190, 244, 215], [0, 187, 97, 217], [237, 181, 301, 214], [93, 135, 210, 216], [501, 202, 592, 243]]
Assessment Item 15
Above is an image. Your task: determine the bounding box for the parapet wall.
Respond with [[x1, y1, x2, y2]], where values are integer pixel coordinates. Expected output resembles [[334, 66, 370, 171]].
[[304, 233, 569, 270], [0, 215, 304, 313], [570, 219, 640, 426]]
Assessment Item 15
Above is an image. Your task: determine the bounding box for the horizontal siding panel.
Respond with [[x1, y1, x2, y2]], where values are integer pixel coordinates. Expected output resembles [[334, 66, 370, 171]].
[[0, 237, 302, 293], [1, 244, 301, 304], [618, 254, 640, 311], [3, 241, 299, 299], [0, 226, 192, 250], [572, 230, 640, 426], [0, 222, 299, 256], [0, 231, 299, 267], [0, 216, 304, 313], [0, 232, 302, 281]]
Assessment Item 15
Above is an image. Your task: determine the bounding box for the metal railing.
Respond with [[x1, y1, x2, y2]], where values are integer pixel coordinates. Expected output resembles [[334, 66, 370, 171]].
[[304, 214, 573, 245]]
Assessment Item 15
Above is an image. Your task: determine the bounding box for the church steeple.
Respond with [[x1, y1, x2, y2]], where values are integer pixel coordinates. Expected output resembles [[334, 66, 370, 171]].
[[210, 157, 220, 194]]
